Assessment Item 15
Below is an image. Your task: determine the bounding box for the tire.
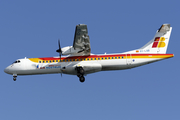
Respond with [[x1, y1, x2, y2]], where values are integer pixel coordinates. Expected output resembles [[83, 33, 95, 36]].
[[79, 76, 85, 83], [13, 77, 16, 81]]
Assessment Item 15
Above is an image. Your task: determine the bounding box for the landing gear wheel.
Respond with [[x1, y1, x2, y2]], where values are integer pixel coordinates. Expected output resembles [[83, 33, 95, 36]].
[[79, 76, 85, 83], [76, 67, 85, 82], [13, 77, 16, 81], [13, 74, 17, 81]]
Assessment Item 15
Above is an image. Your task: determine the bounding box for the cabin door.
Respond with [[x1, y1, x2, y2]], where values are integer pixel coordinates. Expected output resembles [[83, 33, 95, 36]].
[[126, 54, 132, 65]]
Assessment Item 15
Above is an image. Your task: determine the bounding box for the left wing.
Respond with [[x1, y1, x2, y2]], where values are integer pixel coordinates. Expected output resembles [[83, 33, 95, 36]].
[[73, 24, 91, 55]]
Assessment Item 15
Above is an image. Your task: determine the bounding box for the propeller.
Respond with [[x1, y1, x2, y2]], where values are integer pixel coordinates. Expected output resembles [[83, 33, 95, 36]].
[[56, 39, 63, 77], [56, 39, 62, 62]]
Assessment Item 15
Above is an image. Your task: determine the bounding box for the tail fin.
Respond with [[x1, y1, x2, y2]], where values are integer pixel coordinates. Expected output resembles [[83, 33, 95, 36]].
[[140, 24, 172, 54]]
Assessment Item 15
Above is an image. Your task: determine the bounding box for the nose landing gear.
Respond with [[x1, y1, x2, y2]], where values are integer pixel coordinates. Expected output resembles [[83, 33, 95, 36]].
[[76, 67, 85, 82], [13, 74, 17, 81]]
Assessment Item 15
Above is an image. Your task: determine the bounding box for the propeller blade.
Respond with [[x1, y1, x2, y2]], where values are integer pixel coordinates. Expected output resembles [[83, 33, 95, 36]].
[[56, 39, 62, 62], [58, 39, 61, 52], [60, 52, 62, 62], [56, 39, 63, 77], [56, 39, 62, 53]]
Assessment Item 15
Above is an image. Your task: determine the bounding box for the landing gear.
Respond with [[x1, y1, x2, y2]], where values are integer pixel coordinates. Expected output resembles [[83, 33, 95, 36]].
[[76, 67, 85, 83], [77, 67, 84, 75], [79, 75, 85, 83], [13, 77, 17, 81], [13, 74, 17, 81]]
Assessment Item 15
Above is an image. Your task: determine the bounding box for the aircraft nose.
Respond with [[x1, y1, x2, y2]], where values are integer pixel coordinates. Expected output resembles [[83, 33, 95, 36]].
[[4, 67, 8, 73], [4, 66, 12, 74]]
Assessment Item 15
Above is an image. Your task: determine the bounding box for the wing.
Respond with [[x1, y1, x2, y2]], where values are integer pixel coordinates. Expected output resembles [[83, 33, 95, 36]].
[[73, 24, 91, 55]]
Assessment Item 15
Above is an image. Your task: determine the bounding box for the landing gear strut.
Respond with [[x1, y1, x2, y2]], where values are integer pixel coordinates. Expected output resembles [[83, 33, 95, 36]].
[[76, 67, 85, 82], [13, 74, 17, 81]]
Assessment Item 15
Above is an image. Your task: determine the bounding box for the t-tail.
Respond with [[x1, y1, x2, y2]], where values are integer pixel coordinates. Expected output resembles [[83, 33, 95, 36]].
[[126, 24, 172, 54], [139, 24, 172, 54]]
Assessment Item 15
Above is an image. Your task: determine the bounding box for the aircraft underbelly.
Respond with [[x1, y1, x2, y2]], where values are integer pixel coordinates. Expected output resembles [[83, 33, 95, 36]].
[[101, 58, 164, 71], [17, 68, 60, 75], [62, 62, 102, 75]]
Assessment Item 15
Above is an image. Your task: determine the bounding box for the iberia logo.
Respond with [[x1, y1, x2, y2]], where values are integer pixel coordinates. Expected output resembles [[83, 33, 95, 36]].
[[152, 37, 166, 48]]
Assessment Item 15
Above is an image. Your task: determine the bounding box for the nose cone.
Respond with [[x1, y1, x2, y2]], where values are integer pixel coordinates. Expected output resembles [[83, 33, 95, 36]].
[[4, 66, 12, 74]]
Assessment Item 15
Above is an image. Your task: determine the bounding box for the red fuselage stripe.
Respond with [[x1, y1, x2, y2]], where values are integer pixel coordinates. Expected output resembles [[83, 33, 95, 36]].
[[38, 54, 174, 60]]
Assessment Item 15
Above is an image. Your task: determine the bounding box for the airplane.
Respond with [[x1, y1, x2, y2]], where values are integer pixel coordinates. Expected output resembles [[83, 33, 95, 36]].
[[4, 24, 174, 82]]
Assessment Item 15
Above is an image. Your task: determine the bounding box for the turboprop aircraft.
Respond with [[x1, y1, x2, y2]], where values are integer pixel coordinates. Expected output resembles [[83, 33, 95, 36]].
[[4, 24, 174, 82]]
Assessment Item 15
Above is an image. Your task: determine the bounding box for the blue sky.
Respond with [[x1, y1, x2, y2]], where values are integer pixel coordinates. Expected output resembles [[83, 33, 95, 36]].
[[1, 0, 179, 120]]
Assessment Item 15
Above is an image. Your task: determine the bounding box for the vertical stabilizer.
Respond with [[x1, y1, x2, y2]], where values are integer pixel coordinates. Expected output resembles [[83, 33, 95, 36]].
[[140, 24, 172, 54]]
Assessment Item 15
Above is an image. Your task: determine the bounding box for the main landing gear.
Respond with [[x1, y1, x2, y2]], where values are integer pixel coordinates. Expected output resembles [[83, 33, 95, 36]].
[[76, 67, 85, 82], [79, 75, 85, 83], [13, 74, 17, 81]]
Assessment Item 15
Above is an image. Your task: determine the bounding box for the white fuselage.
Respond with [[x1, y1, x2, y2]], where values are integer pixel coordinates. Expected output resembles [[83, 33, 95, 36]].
[[4, 53, 174, 76]]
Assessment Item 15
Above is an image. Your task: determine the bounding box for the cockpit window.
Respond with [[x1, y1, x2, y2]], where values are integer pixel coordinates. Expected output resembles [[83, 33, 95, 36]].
[[13, 60, 21, 64]]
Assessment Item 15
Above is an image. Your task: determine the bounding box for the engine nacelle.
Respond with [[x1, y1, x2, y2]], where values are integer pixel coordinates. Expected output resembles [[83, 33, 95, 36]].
[[61, 46, 80, 55]]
